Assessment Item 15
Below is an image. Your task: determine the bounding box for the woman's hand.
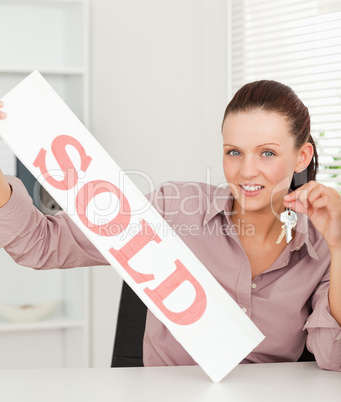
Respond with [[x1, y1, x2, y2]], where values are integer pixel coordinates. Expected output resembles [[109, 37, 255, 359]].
[[283, 181, 341, 251], [0, 100, 6, 120], [0, 100, 12, 207]]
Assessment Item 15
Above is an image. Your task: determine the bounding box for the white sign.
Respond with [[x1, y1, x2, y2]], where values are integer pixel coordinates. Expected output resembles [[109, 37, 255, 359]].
[[0, 71, 264, 382]]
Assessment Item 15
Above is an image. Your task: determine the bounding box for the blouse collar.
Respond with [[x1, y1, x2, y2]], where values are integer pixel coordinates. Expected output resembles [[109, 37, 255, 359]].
[[203, 185, 319, 261]]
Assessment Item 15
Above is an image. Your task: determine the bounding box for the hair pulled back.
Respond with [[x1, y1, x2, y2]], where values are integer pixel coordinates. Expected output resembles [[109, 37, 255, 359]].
[[222, 80, 318, 189]]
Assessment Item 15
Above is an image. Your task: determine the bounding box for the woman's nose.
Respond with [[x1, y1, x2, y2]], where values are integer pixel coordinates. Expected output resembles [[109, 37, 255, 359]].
[[240, 155, 258, 179]]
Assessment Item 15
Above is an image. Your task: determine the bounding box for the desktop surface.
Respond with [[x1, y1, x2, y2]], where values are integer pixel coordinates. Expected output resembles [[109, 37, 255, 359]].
[[0, 362, 340, 402]]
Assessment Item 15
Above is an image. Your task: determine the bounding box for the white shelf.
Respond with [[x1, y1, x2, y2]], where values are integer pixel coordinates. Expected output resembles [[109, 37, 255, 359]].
[[0, 1, 86, 4], [0, 317, 86, 333], [0, 0, 86, 70], [0, 0, 90, 369], [0, 67, 86, 76]]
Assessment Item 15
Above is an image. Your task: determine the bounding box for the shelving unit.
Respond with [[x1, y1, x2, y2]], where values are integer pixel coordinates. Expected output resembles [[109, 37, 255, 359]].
[[0, 0, 91, 369], [0, 318, 85, 333]]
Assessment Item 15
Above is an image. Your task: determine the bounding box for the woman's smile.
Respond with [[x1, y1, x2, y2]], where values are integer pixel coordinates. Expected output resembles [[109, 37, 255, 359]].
[[239, 184, 265, 196]]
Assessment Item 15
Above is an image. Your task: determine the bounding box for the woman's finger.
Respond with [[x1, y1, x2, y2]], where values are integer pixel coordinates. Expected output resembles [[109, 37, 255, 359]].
[[284, 182, 324, 208], [283, 198, 308, 215], [310, 194, 329, 209], [0, 101, 6, 119], [306, 184, 325, 205]]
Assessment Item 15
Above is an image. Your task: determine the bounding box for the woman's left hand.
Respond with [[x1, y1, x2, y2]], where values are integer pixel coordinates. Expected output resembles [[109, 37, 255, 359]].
[[283, 181, 341, 251]]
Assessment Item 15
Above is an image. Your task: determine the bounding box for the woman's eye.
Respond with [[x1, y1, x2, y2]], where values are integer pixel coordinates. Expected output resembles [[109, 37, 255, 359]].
[[227, 150, 241, 157], [262, 150, 275, 157]]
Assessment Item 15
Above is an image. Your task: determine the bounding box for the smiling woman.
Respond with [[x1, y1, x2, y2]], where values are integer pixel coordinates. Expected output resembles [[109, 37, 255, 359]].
[[0, 80, 340, 372], [220, 81, 317, 277], [217, 81, 341, 369]]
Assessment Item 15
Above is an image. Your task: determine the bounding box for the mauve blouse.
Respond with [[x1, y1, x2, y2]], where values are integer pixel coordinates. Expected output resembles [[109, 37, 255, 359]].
[[1, 176, 340, 371]]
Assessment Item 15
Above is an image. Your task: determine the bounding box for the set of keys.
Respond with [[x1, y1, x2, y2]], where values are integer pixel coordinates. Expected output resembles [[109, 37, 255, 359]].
[[276, 205, 298, 244]]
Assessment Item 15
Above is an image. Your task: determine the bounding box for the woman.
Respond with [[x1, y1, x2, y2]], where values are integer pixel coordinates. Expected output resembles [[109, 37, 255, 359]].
[[0, 80, 340, 371]]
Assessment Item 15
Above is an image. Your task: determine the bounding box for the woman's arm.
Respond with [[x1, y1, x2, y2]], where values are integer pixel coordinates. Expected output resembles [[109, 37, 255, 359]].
[[284, 181, 341, 325], [0, 103, 12, 207], [0, 101, 108, 269], [284, 181, 341, 370], [329, 246, 341, 326], [303, 276, 341, 372], [0, 169, 12, 207], [1, 175, 109, 269]]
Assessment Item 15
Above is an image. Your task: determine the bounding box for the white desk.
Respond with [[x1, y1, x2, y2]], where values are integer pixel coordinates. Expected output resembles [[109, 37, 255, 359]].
[[0, 362, 339, 402]]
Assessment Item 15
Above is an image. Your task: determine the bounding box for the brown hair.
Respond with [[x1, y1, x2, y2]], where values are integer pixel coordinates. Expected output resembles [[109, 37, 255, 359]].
[[222, 80, 318, 190]]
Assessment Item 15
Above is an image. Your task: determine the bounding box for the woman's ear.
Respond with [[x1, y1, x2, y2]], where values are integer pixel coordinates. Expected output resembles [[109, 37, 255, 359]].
[[295, 142, 314, 173]]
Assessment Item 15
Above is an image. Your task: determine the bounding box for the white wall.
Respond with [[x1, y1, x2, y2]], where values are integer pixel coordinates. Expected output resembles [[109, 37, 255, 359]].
[[89, 0, 228, 367]]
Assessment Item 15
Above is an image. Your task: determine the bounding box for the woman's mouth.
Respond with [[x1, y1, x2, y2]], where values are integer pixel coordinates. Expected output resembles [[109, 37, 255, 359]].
[[239, 184, 264, 196]]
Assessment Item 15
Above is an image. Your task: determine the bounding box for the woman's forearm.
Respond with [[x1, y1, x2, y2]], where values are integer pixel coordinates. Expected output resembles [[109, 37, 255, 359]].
[[0, 170, 12, 207], [328, 246, 341, 326]]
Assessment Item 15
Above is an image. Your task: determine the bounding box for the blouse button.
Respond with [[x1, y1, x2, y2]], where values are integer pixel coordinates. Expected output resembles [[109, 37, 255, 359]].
[[242, 307, 247, 313], [251, 283, 257, 289]]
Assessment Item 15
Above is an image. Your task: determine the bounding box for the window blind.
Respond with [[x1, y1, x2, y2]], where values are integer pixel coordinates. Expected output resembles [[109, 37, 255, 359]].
[[229, 0, 341, 192]]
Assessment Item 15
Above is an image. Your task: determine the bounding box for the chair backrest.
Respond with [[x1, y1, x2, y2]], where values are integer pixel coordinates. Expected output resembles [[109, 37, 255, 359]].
[[112, 281, 147, 367], [297, 345, 315, 362]]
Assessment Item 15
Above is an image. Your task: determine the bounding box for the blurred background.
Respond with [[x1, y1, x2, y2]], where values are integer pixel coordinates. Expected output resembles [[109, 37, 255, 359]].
[[0, 0, 340, 369]]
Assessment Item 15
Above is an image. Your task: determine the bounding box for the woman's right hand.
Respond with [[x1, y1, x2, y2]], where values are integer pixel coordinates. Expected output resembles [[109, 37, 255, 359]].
[[0, 100, 12, 207], [0, 100, 6, 120]]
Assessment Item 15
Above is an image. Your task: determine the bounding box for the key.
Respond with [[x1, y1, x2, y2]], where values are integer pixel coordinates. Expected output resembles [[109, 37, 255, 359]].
[[280, 209, 297, 243], [276, 224, 286, 244]]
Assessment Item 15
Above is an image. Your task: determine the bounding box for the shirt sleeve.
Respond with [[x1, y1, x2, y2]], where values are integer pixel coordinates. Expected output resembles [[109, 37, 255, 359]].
[[0, 175, 108, 269], [303, 269, 341, 372]]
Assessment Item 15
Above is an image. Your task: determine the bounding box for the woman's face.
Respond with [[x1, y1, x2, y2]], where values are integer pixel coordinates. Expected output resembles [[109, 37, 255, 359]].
[[222, 109, 301, 214]]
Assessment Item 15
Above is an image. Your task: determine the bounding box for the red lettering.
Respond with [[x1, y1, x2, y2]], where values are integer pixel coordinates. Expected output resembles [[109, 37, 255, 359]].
[[34, 135, 207, 328], [109, 219, 160, 284], [76, 180, 130, 236], [33, 135, 92, 190], [144, 259, 207, 325]]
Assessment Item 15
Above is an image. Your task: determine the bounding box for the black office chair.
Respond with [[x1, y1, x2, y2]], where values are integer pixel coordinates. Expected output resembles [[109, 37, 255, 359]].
[[111, 282, 315, 367], [112, 281, 147, 367], [298, 345, 315, 362]]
